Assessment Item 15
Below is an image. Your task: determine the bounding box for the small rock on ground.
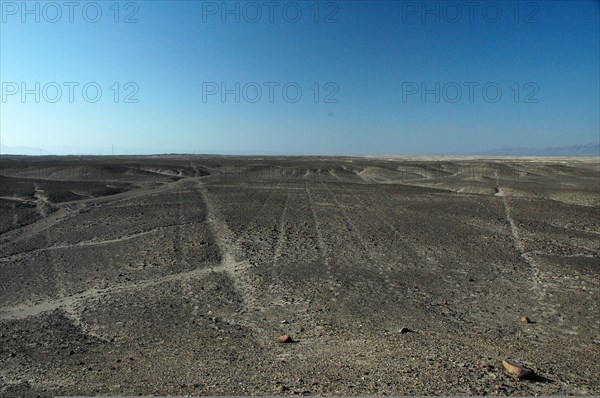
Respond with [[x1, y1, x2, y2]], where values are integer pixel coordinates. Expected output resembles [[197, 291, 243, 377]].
[[277, 335, 293, 343], [502, 359, 533, 379]]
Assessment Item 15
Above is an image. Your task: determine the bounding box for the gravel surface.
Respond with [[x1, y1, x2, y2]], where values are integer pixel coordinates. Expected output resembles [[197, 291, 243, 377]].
[[1, 155, 599, 397]]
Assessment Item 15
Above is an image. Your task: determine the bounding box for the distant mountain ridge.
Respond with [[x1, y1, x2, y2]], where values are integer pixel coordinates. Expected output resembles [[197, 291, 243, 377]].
[[481, 143, 599, 157], [0, 144, 49, 156]]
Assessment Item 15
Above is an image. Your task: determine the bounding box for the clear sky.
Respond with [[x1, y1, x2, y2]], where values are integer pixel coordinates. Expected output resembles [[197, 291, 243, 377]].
[[1, 0, 598, 155]]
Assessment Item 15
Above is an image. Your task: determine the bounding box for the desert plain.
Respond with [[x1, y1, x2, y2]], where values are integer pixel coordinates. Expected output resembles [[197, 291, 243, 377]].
[[0, 155, 598, 397]]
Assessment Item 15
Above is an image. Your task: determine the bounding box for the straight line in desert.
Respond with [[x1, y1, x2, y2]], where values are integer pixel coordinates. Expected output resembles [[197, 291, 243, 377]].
[[0, 222, 205, 263], [272, 193, 291, 267], [0, 262, 227, 321], [0, 181, 165, 245], [319, 181, 398, 292], [232, 188, 276, 247], [304, 185, 336, 291], [194, 182, 264, 314], [495, 171, 559, 324]]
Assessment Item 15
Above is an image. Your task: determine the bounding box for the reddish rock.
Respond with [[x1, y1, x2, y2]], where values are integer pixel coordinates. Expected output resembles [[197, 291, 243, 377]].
[[521, 316, 531, 323], [502, 359, 533, 379], [277, 335, 293, 343]]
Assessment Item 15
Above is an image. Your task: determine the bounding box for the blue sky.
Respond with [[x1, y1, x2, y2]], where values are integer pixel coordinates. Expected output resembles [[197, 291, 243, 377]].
[[0, 0, 598, 155]]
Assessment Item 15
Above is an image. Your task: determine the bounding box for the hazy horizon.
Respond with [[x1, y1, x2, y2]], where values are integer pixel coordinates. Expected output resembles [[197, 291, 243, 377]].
[[1, 142, 599, 158]]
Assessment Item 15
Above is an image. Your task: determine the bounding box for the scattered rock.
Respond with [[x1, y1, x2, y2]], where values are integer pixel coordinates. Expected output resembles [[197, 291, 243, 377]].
[[277, 335, 293, 343], [281, 320, 289, 324], [481, 364, 494, 372], [277, 385, 287, 392], [502, 359, 533, 379], [400, 327, 411, 334], [521, 316, 531, 323]]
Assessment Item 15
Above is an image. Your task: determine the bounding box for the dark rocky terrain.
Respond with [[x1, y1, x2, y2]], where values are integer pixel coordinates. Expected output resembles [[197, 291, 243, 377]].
[[0, 155, 598, 397]]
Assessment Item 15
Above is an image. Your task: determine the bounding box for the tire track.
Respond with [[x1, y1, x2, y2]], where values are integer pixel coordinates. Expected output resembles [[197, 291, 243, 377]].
[[319, 181, 398, 294], [232, 188, 276, 247], [332, 181, 423, 256], [304, 185, 338, 292], [267, 193, 294, 303], [272, 193, 291, 267], [326, 172, 441, 297], [174, 189, 186, 266]]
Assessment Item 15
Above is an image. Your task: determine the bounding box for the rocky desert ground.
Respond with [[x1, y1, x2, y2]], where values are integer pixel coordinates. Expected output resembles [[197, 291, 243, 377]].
[[0, 155, 598, 397]]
